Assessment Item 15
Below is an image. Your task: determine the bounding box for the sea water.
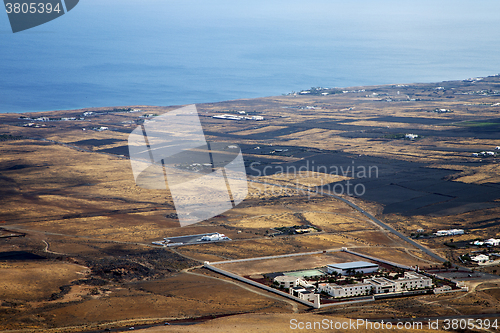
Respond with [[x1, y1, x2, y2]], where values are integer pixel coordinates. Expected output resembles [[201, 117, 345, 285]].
[[0, 0, 499, 113]]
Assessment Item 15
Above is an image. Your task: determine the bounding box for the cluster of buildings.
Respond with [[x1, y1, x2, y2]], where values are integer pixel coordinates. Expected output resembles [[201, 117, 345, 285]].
[[472, 147, 499, 157], [320, 272, 432, 298], [432, 108, 452, 113], [434, 229, 464, 237], [471, 238, 500, 247], [273, 261, 433, 300], [212, 114, 264, 121], [20, 116, 81, 121], [23, 122, 46, 128]]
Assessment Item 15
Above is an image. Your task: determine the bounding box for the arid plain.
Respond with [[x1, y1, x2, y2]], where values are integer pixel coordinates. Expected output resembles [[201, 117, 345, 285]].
[[1, 76, 500, 332]]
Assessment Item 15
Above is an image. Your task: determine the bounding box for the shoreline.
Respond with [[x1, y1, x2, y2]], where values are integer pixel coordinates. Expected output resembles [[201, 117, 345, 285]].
[[2, 74, 498, 116]]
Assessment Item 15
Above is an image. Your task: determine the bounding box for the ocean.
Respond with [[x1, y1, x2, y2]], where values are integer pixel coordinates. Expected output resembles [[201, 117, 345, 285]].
[[1, 0, 500, 113]]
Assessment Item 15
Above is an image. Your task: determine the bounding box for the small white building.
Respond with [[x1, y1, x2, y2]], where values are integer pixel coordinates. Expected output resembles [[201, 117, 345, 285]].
[[289, 287, 320, 308], [405, 133, 419, 140], [471, 254, 489, 263], [326, 261, 379, 275], [274, 276, 300, 289], [434, 285, 452, 294], [247, 115, 264, 121], [485, 238, 500, 246], [199, 233, 229, 242]]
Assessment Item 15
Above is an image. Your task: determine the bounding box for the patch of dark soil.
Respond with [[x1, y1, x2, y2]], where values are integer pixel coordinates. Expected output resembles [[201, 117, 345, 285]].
[[0, 251, 46, 261]]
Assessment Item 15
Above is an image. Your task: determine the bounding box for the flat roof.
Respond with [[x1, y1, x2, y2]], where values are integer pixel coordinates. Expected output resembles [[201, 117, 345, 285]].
[[284, 269, 325, 277], [274, 275, 299, 282], [327, 261, 378, 270]]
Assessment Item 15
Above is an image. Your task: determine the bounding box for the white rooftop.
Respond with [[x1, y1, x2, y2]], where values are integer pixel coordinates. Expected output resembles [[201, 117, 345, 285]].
[[327, 261, 378, 269]]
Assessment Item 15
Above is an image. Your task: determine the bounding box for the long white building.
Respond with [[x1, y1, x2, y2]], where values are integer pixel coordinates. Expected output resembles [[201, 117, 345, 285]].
[[434, 229, 464, 237], [319, 282, 373, 298], [326, 261, 379, 275], [319, 272, 432, 298]]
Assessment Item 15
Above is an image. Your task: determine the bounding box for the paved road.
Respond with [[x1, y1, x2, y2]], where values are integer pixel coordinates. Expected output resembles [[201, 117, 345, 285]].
[[249, 179, 447, 263], [325, 194, 447, 263]]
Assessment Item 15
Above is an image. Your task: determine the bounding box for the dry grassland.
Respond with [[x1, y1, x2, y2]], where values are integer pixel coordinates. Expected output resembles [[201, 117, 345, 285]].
[[39, 273, 285, 329], [140, 313, 449, 333], [0, 261, 87, 301]]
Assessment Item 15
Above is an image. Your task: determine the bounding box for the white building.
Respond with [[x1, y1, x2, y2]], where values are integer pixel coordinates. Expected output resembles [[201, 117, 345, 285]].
[[212, 114, 243, 121], [318, 282, 373, 298], [326, 261, 379, 275], [434, 229, 464, 237], [405, 133, 419, 140], [199, 233, 229, 242], [471, 254, 489, 263], [394, 272, 433, 291], [289, 287, 321, 308], [319, 272, 432, 298], [485, 238, 500, 246], [434, 285, 452, 294], [363, 272, 432, 294], [274, 276, 300, 289], [362, 277, 396, 294]]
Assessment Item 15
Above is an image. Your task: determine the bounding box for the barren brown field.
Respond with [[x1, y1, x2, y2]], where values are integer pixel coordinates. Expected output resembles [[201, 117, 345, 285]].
[[0, 261, 87, 301], [141, 313, 449, 333]]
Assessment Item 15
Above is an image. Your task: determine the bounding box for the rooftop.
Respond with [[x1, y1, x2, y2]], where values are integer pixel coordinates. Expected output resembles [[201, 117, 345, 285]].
[[327, 261, 378, 270], [274, 276, 299, 282]]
